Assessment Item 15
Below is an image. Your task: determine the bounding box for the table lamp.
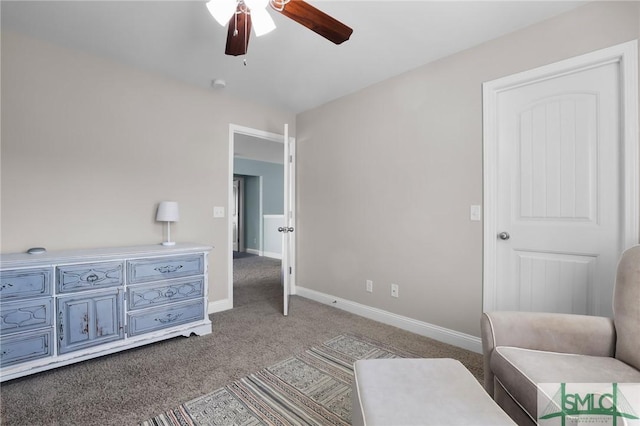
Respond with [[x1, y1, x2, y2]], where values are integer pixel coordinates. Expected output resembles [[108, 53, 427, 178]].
[[156, 201, 179, 246]]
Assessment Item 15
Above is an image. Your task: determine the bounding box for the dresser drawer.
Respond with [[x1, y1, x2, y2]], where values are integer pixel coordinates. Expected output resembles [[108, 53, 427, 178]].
[[1, 298, 53, 334], [0, 268, 52, 301], [127, 255, 204, 284], [57, 262, 124, 293], [1, 328, 53, 368], [127, 278, 204, 311], [127, 300, 204, 336]]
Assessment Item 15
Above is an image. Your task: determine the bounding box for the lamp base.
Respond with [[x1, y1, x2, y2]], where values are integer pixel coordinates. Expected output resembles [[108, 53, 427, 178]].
[[161, 241, 176, 246]]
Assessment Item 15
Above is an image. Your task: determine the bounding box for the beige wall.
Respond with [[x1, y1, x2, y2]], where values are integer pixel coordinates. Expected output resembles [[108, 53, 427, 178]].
[[295, 1, 640, 337], [2, 1, 638, 340], [1, 31, 295, 303]]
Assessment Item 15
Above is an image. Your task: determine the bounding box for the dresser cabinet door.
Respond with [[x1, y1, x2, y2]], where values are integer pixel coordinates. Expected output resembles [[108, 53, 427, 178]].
[[57, 289, 124, 354], [0, 268, 52, 301], [57, 262, 124, 293], [127, 255, 204, 284]]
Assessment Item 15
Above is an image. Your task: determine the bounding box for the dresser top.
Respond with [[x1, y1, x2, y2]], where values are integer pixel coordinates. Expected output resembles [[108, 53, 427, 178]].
[[0, 243, 213, 269]]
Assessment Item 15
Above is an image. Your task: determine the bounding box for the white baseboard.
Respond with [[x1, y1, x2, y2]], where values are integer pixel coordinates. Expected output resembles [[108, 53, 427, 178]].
[[296, 286, 482, 354], [242, 248, 280, 259], [262, 251, 282, 260], [208, 298, 232, 314]]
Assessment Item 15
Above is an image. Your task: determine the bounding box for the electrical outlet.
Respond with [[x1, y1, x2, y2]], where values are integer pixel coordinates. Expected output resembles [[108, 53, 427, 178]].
[[470, 205, 482, 221], [366, 280, 373, 293], [213, 206, 225, 218], [391, 283, 399, 298]]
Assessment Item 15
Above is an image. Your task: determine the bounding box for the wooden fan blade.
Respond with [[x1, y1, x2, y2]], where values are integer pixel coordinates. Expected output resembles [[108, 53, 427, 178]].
[[225, 9, 252, 56], [276, 0, 353, 45]]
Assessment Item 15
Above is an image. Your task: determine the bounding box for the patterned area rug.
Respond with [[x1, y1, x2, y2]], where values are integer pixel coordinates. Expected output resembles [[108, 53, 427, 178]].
[[141, 334, 416, 426]]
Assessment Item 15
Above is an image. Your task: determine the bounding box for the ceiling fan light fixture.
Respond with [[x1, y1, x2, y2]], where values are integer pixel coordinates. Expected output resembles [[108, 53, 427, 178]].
[[207, 0, 237, 26], [250, 7, 276, 37]]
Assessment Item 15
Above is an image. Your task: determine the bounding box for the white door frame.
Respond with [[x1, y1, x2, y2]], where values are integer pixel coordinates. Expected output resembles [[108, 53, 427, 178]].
[[482, 40, 639, 313], [227, 124, 296, 310]]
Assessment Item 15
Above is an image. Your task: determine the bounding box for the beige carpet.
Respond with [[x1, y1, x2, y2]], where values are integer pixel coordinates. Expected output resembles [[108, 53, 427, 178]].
[[0, 255, 482, 425], [141, 334, 419, 426]]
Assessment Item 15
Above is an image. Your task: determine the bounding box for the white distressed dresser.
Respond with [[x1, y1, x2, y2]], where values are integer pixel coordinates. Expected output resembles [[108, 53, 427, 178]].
[[0, 243, 212, 381]]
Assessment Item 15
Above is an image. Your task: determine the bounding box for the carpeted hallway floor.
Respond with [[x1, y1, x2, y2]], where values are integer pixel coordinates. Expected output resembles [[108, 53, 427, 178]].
[[233, 254, 282, 309], [0, 255, 483, 425]]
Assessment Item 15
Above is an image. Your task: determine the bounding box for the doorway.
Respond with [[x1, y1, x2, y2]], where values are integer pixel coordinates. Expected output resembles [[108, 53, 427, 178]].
[[483, 41, 638, 317], [228, 124, 296, 315]]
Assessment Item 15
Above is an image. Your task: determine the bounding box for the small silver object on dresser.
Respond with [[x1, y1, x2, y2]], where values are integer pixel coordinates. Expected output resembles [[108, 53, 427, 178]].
[[26, 247, 46, 255]]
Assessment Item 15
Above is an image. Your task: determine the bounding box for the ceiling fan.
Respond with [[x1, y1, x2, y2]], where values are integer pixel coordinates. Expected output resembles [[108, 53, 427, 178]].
[[206, 0, 353, 56]]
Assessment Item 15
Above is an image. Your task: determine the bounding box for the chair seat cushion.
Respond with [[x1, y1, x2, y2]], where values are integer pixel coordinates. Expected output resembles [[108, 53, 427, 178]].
[[491, 346, 640, 420]]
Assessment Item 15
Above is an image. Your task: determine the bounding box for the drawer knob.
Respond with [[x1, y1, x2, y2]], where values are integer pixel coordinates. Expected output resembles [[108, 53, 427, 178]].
[[154, 265, 183, 274], [58, 311, 64, 341], [86, 273, 99, 283], [155, 313, 184, 324]]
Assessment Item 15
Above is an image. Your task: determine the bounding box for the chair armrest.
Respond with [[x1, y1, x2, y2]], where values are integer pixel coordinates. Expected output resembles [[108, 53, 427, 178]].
[[481, 311, 615, 395]]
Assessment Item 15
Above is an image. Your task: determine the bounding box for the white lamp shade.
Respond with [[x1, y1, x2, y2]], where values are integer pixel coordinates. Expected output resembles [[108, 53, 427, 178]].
[[251, 7, 276, 37], [207, 0, 237, 26], [156, 201, 179, 222]]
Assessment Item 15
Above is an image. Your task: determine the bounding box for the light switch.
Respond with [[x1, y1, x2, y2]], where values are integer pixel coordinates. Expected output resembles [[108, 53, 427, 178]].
[[214, 206, 225, 218], [470, 205, 482, 221]]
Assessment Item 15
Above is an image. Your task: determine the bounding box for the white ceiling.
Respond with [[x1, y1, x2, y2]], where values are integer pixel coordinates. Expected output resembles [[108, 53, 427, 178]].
[[1, 1, 587, 113]]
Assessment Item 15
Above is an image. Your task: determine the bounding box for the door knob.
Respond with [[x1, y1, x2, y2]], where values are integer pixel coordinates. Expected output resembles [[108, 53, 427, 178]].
[[498, 232, 510, 240]]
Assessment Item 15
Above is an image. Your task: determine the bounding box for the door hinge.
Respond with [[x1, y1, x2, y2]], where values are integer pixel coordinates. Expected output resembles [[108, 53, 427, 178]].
[[289, 155, 293, 163], [289, 267, 292, 274]]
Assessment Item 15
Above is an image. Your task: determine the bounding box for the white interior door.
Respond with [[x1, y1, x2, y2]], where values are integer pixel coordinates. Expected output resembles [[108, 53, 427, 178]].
[[484, 41, 638, 317], [280, 124, 295, 316]]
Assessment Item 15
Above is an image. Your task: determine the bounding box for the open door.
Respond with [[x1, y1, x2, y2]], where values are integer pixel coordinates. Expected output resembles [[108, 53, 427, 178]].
[[279, 124, 295, 316]]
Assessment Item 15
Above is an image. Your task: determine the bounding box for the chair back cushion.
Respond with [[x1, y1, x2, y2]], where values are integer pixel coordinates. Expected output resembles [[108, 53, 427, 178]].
[[613, 245, 640, 370]]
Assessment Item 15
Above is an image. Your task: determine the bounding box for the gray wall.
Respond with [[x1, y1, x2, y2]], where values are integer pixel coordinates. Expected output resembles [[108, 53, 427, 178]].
[[234, 158, 284, 251], [240, 175, 260, 251], [1, 31, 296, 303], [295, 1, 640, 337], [234, 158, 284, 215]]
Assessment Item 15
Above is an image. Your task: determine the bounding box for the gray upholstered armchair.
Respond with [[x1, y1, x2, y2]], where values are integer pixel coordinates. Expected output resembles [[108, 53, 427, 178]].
[[481, 245, 640, 425]]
